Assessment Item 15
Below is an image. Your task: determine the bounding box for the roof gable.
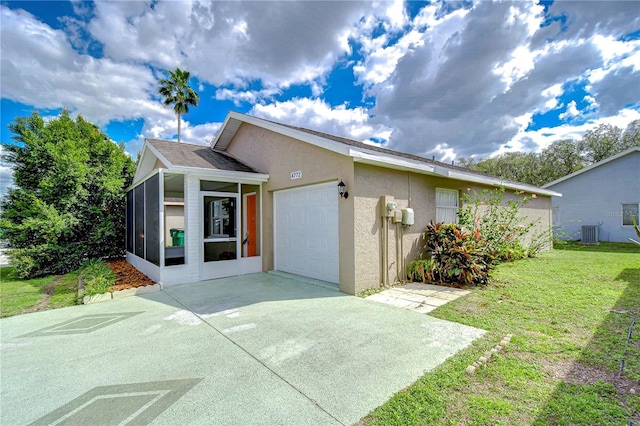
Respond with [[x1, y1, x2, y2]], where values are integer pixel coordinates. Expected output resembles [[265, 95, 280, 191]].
[[542, 147, 640, 188], [132, 138, 268, 186]]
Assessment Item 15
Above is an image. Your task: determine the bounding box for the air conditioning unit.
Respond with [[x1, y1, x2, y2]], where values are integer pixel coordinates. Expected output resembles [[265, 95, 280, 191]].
[[581, 225, 599, 243]]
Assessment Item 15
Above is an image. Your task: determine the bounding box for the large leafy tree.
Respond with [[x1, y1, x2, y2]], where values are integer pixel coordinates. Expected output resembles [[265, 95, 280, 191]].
[[460, 120, 640, 186], [578, 123, 624, 164], [538, 139, 583, 183], [0, 110, 136, 278], [157, 67, 199, 142]]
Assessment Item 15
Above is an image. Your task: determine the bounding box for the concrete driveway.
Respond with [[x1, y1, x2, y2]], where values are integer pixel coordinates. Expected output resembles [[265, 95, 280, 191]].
[[1, 273, 484, 425]]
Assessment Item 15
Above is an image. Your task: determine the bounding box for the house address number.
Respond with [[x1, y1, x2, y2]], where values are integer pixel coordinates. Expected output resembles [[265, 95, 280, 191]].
[[290, 170, 302, 180]]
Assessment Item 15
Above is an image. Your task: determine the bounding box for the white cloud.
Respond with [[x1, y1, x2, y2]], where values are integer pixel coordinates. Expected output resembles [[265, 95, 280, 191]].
[[1, 0, 639, 167], [493, 45, 537, 92], [250, 98, 392, 145], [215, 87, 281, 107], [382, 0, 409, 32], [0, 6, 166, 126], [429, 143, 456, 163], [367, 0, 638, 159], [87, 1, 374, 90], [507, 107, 640, 153], [541, 84, 563, 110], [559, 101, 580, 120]]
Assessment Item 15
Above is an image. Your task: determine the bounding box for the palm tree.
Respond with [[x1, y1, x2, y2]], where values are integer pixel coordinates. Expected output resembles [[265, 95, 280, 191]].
[[157, 68, 199, 142]]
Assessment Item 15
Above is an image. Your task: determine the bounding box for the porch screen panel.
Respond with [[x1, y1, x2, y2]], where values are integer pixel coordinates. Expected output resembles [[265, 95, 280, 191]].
[[134, 184, 145, 258], [126, 190, 134, 253], [145, 174, 160, 266]]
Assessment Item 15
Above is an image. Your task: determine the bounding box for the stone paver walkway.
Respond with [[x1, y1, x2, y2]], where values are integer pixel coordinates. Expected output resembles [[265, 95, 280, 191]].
[[366, 283, 470, 314]]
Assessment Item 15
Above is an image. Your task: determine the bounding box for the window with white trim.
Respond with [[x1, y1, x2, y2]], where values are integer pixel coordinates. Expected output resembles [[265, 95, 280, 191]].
[[552, 206, 560, 226], [622, 203, 639, 226], [436, 188, 459, 223]]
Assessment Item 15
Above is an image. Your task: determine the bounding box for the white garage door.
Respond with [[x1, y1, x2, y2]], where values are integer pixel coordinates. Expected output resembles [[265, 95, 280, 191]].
[[274, 181, 339, 283]]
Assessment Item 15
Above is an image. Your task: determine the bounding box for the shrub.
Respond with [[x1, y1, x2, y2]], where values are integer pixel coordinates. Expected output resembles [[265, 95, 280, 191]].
[[424, 221, 491, 286], [8, 244, 86, 279], [0, 110, 135, 278], [458, 187, 545, 261], [407, 256, 437, 283], [79, 259, 116, 296]]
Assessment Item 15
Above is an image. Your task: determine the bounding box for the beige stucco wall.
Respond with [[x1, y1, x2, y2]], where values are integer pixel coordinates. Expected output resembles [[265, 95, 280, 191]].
[[225, 123, 357, 294], [353, 164, 469, 293], [353, 163, 553, 293]]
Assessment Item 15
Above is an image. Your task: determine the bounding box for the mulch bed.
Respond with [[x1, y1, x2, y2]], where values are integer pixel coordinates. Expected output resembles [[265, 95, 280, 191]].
[[107, 259, 155, 291]]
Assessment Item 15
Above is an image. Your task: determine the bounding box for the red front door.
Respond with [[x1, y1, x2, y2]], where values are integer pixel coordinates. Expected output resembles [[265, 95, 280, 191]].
[[246, 193, 257, 257]]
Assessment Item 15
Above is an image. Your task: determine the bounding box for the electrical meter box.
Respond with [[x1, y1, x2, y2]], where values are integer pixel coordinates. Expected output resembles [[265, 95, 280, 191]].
[[380, 195, 396, 217], [401, 208, 414, 225]]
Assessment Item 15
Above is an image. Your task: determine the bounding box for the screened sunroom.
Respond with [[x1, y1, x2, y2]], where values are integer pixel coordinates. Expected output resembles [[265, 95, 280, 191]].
[[125, 139, 268, 286]]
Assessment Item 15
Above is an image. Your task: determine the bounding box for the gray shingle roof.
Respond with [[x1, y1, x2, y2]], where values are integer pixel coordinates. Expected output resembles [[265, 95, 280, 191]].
[[273, 121, 517, 180], [146, 138, 261, 173]]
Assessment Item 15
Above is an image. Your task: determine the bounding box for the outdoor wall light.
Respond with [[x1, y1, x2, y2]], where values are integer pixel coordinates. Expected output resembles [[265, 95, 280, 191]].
[[338, 180, 349, 199]]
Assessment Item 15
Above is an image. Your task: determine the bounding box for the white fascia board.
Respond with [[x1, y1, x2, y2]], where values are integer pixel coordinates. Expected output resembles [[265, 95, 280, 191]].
[[145, 142, 172, 169], [210, 113, 235, 149], [350, 148, 560, 196], [350, 149, 436, 173], [126, 169, 160, 191], [445, 170, 562, 197], [132, 142, 171, 185], [169, 166, 270, 183]]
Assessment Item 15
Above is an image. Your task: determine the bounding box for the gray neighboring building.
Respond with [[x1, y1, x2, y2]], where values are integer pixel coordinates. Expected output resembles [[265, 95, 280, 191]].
[[542, 147, 640, 243]]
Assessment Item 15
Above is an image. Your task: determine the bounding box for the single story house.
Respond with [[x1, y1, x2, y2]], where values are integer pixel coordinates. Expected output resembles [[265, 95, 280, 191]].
[[542, 146, 640, 243], [126, 111, 559, 294]]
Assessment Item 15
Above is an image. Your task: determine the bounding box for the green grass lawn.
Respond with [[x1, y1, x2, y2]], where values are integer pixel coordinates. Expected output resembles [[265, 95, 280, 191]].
[[0, 267, 78, 317], [361, 243, 640, 425]]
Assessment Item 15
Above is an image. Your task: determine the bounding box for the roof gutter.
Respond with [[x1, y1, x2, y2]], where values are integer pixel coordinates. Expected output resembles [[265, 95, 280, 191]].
[[350, 149, 436, 174], [445, 170, 562, 197], [169, 166, 270, 182], [350, 148, 561, 197]]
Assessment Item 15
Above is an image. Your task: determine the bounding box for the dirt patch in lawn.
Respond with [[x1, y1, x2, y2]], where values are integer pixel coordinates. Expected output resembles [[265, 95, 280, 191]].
[[107, 259, 155, 291], [20, 275, 64, 314], [542, 358, 638, 395]]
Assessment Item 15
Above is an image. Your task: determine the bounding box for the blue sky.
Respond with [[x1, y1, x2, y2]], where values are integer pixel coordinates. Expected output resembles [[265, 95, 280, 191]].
[[1, 0, 639, 194]]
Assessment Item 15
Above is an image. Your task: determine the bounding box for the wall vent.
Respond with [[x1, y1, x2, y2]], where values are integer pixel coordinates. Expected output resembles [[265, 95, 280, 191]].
[[581, 225, 599, 243]]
